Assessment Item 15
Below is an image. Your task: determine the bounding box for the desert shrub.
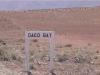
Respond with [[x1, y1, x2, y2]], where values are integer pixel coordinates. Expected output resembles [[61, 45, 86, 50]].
[[73, 55, 92, 64], [87, 43, 92, 46], [16, 39, 25, 43], [0, 40, 10, 61], [72, 64, 96, 75], [57, 54, 68, 62], [11, 54, 17, 60], [0, 49, 22, 62], [41, 54, 49, 61], [0, 44, 21, 62], [0, 40, 6, 46], [73, 48, 94, 64], [33, 39, 38, 42], [96, 50, 99, 53], [0, 49, 11, 61], [30, 63, 37, 70], [64, 44, 72, 47]]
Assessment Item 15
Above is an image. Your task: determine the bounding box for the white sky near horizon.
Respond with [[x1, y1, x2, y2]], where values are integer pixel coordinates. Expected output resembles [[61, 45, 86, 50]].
[[0, 0, 100, 1], [0, 0, 100, 10]]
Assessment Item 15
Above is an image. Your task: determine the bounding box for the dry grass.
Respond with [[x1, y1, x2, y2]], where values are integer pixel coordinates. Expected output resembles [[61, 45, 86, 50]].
[[0, 39, 100, 75]]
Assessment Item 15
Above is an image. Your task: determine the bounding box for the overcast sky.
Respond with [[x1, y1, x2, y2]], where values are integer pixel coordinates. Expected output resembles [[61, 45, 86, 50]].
[[0, 0, 100, 10], [0, 0, 100, 1]]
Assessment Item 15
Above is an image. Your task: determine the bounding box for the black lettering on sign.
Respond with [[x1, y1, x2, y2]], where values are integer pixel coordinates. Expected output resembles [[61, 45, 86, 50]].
[[34, 33, 40, 37], [28, 33, 40, 37], [43, 33, 52, 38], [28, 33, 33, 37], [49, 33, 52, 38]]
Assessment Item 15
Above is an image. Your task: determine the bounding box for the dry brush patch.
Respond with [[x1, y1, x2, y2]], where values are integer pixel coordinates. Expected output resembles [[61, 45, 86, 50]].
[[0, 39, 100, 75], [0, 39, 23, 63], [53, 45, 100, 75]]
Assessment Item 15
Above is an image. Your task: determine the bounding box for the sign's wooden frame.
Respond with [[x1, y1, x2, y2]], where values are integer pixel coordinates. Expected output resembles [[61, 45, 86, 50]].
[[24, 31, 55, 75]]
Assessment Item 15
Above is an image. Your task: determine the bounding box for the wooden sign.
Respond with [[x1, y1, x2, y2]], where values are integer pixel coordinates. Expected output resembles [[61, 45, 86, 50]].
[[24, 31, 55, 75]]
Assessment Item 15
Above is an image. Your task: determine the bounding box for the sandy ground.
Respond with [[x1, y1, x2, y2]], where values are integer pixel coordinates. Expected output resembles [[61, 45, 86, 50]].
[[0, 7, 100, 75], [0, 7, 100, 46]]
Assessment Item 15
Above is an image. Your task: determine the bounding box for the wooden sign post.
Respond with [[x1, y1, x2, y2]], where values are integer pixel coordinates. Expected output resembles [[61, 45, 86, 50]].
[[24, 31, 55, 75]]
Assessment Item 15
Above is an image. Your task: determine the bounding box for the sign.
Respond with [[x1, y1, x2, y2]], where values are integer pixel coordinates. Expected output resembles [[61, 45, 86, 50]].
[[27, 31, 52, 38], [24, 31, 55, 75]]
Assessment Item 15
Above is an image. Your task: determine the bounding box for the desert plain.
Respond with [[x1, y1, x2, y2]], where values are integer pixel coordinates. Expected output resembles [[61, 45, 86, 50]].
[[0, 7, 100, 75]]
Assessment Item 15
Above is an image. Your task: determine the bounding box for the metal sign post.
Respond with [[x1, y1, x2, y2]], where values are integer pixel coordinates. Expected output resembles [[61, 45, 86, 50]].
[[24, 31, 55, 75]]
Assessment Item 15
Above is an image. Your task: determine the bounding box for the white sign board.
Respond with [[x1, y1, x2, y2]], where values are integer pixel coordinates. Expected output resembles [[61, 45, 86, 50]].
[[24, 31, 55, 75]]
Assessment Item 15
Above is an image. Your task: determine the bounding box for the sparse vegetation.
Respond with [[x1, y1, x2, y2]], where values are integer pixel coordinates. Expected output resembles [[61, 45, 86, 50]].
[[0, 47, 21, 62], [0, 39, 99, 75], [0, 40, 6, 46], [64, 44, 72, 47], [0, 40, 22, 62], [33, 39, 38, 42], [57, 54, 68, 62], [0, 6, 99, 75]]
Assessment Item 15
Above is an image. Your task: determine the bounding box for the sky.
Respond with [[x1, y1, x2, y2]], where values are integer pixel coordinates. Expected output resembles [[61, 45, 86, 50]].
[[0, 0, 100, 10]]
